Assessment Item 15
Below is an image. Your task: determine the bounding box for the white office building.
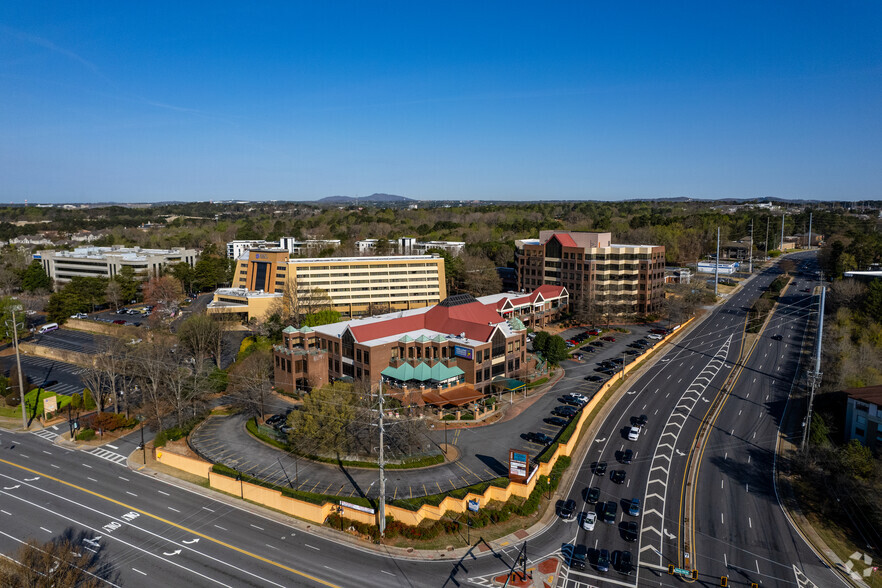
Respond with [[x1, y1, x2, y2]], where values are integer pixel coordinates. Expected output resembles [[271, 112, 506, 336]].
[[39, 247, 199, 287]]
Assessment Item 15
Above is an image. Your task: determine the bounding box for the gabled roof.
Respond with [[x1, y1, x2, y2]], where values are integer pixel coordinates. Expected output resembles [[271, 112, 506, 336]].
[[381, 361, 465, 382], [549, 233, 578, 247]]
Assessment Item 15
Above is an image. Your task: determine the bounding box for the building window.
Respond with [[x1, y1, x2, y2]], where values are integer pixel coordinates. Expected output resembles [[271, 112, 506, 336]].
[[856, 428, 866, 437], [342, 331, 355, 359], [356, 349, 362, 363], [363, 350, 370, 364], [492, 331, 506, 358]]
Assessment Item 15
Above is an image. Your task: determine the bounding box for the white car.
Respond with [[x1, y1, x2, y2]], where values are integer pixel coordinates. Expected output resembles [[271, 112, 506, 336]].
[[70, 313, 88, 319], [571, 392, 588, 402], [581, 511, 597, 531], [627, 426, 640, 441], [647, 333, 663, 340]]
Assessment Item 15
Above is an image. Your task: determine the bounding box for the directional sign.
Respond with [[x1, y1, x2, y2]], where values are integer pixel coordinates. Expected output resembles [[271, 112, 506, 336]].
[[673, 567, 691, 576]]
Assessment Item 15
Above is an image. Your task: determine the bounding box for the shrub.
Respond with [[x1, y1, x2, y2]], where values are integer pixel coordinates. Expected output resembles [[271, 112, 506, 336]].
[[82, 389, 96, 410], [76, 428, 96, 441], [153, 430, 168, 447], [5, 393, 20, 407], [92, 412, 137, 432]]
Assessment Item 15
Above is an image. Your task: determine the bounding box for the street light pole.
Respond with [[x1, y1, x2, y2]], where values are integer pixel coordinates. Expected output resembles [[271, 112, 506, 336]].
[[8, 306, 27, 430], [140, 419, 146, 464]]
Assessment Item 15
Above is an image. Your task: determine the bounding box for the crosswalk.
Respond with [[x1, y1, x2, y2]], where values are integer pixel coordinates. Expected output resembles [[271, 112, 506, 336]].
[[86, 447, 128, 466], [45, 382, 82, 396], [31, 429, 59, 442]]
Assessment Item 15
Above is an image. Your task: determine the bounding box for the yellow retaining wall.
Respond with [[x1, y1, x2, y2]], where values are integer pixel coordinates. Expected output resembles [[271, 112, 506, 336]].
[[154, 318, 693, 527], [155, 449, 212, 479], [19, 342, 95, 368]]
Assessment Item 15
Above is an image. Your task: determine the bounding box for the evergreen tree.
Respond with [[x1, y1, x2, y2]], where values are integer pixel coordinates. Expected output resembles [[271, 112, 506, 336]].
[[19, 260, 52, 292]]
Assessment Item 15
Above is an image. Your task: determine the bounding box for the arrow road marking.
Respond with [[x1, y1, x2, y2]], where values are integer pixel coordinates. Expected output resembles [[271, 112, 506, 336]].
[[24, 477, 39, 482], [2, 485, 20, 490], [182, 538, 199, 544], [664, 529, 676, 539], [595, 438, 606, 443], [163, 549, 182, 556], [675, 449, 686, 456]]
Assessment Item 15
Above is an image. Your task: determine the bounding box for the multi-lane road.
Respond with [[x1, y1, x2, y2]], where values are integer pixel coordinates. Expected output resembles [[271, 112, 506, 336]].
[[0, 252, 847, 587]]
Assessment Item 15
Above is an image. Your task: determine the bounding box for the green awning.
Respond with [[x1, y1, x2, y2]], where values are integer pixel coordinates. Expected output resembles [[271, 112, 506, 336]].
[[381, 362, 465, 383]]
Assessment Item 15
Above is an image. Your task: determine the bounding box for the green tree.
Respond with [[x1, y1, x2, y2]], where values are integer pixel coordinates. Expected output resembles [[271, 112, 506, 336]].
[[301, 308, 342, 327], [19, 260, 51, 292], [864, 281, 882, 319], [114, 265, 139, 303], [532, 331, 550, 355], [543, 336, 569, 366], [839, 439, 875, 480], [287, 384, 356, 455], [46, 277, 108, 322], [170, 262, 196, 294]]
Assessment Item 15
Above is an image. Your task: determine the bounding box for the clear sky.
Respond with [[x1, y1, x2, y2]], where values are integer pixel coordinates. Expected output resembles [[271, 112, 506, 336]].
[[1, 2, 880, 203]]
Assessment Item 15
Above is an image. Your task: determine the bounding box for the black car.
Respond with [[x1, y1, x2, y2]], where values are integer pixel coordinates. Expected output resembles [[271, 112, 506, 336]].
[[553, 406, 578, 418], [593, 461, 608, 476], [621, 449, 633, 464], [627, 343, 644, 349], [603, 500, 617, 524], [582, 346, 596, 353], [612, 550, 633, 575], [561, 394, 585, 406], [585, 486, 601, 503], [545, 416, 568, 427], [624, 349, 640, 355], [771, 334, 783, 341], [559, 499, 577, 521], [525, 432, 553, 446], [585, 375, 604, 382], [621, 521, 638, 542], [636, 414, 648, 428], [596, 549, 610, 573], [610, 470, 626, 484], [571, 544, 588, 570]]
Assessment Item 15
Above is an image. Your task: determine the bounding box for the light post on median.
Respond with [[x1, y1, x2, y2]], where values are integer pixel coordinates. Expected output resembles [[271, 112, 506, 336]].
[[4, 304, 28, 430]]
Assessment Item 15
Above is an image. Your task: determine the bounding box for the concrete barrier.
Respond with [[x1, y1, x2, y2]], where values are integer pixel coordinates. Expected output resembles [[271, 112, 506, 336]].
[[19, 342, 95, 368]]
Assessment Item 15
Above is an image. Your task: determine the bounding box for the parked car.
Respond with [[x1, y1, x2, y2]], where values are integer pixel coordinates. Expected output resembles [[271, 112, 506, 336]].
[[113, 319, 126, 325], [624, 349, 640, 356], [524, 432, 553, 446], [559, 499, 577, 521], [627, 426, 641, 441], [581, 511, 597, 532], [647, 333, 663, 340], [649, 328, 667, 334], [587, 329, 602, 335], [553, 406, 578, 418], [596, 549, 610, 573], [561, 394, 585, 407], [621, 521, 638, 542], [612, 550, 633, 575], [771, 334, 783, 341], [70, 313, 88, 319], [628, 498, 641, 516], [585, 486, 601, 504], [593, 461, 608, 476], [591, 340, 604, 347], [545, 416, 568, 427], [585, 375, 604, 382], [601, 336, 616, 342], [610, 470, 626, 484], [603, 501, 617, 524]]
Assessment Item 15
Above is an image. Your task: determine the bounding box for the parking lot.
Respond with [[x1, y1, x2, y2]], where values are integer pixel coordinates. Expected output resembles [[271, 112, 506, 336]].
[[32, 329, 116, 354], [0, 355, 85, 397]]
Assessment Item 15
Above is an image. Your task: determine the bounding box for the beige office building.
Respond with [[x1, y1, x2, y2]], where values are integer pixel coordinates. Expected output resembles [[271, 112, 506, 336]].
[[38, 246, 198, 287], [208, 249, 446, 321]]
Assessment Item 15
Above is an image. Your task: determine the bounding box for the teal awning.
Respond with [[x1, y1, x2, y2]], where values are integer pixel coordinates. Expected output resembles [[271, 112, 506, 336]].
[[381, 362, 465, 383], [494, 378, 526, 391]]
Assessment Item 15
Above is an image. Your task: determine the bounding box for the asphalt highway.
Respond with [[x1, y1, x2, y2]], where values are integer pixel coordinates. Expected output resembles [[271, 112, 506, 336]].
[[0, 255, 845, 587]]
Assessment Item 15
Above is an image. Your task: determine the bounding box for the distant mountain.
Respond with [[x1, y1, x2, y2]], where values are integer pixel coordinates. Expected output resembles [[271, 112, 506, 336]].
[[317, 193, 416, 204]]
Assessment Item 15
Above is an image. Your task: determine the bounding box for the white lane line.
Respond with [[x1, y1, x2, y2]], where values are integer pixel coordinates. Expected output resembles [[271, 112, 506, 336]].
[[265, 544, 278, 550], [214, 525, 227, 531], [40, 526, 52, 533], [82, 464, 92, 469], [0, 510, 11, 516], [87, 477, 97, 481], [126, 491, 137, 497], [749, 517, 752, 528], [381, 570, 396, 576], [106, 444, 119, 449], [132, 568, 147, 576], [118, 476, 129, 482], [42, 450, 52, 455], [721, 479, 724, 489], [202, 506, 214, 512], [50, 464, 60, 469], [305, 544, 320, 551], [158, 490, 170, 496], [168, 507, 180, 513], [250, 524, 264, 531], [721, 513, 725, 524]]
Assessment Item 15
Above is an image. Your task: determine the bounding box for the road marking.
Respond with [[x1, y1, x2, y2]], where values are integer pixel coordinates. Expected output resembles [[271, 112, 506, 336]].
[[118, 476, 129, 482], [214, 525, 227, 531], [721, 513, 724, 524], [132, 568, 147, 576], [305, 544, 320, 550], [168, 507, 180, 513], [126, 491, 137, 497], [0, 458, 341, 587], [40, 526, 52, 533], [381, 570, 396, 576], [749, 517, 752, 528], [82, 464, 92, 469], [51, 464, 60, 469], [158, 490, 170, 496], [0, 510, 10, 516], [250, 524, 264, 530], [202, 506, 214, 512], [106, 444, 118, 449]]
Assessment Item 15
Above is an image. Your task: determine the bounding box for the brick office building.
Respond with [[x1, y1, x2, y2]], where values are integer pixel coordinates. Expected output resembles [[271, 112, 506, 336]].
[[515, 231, 665, 314], [273, 287, 567, 405]]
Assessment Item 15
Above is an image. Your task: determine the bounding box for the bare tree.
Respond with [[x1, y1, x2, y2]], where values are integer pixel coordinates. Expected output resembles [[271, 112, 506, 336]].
[[229, 350, 273, 421], [0, 528, 119, 587], [131, 342, 171, 431], [79, 365, 109, 413], [177, 313, 221, 375], [105, 280, 122, 311], [95, 338, 129, 414], [830, 279, 866, 312], [460, 252, 502, 296], [143, 275, 185, 319], [268, 282, 333, 328]]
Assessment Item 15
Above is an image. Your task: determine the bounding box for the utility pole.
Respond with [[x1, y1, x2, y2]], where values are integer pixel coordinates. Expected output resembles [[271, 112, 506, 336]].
[[802, 287, 825, 452], [714, 227, 720, 297], [807, 212, 813, 250], [749, 219, 754, 273], [781, 213, 785, 253], [377, 380, 386, 536], [6, 306, 28, 430], [765, 217, 771, 257]]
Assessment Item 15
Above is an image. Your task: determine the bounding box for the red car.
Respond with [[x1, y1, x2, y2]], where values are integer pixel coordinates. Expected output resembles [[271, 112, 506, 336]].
[[649, 328, 667, 335], [601, 336, 616, 342], [113, 319, 126, 325], [587, 329, 601, 336]]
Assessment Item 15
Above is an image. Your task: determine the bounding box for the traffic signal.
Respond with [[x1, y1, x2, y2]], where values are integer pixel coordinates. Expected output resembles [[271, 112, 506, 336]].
[[751, 584, 758, 588], [721, 577, 728, 587], [692, 570, 698, 580], [668, 564, 675, 575]]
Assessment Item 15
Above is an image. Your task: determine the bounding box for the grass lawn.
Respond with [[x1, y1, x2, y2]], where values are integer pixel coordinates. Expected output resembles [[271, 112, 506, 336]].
[[0, 388, 72, 419]]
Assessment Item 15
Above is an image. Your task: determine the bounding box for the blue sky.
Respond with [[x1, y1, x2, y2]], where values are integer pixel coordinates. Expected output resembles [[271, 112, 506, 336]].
[[1, 2, 880, 203]]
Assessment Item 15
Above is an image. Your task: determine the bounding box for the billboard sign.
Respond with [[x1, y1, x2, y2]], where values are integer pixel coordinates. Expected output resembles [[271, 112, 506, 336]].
[[43, 395, 57, 415], [509, 449, 529, 481], [453, 345, 473, 360]]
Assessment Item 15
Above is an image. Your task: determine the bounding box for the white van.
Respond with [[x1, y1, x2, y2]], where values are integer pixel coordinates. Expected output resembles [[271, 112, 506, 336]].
[[38, 323, 59, 334]]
